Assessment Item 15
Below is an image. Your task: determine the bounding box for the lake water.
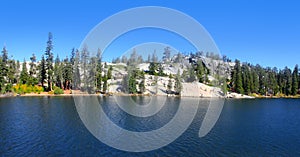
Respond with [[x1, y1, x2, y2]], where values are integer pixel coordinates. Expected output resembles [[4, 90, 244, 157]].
[[1, 97, 300, 156]]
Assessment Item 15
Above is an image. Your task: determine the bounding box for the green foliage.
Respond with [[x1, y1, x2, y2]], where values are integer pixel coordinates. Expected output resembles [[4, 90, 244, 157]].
[[19, 60, 29, 84], [221, 79, 228, 96], [167, 74, 173, 94], [138, 72, 146, 94], [38, 55, 47, 89], [45, 32, 54, 91], [107, 65, 113, 79], [196, 60, 205, 83], [232, 60, 244, 94], [292, 65, 299, 95], [128, 74, 137, 94], [53, 86, 64, 95], [103, 74, 108, 93], [148, 62, 165, 76]]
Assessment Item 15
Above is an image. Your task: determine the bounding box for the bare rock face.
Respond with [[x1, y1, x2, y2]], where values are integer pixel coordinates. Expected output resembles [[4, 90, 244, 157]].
[[198, 57, 234, 80], [181, 82, 224, 98]]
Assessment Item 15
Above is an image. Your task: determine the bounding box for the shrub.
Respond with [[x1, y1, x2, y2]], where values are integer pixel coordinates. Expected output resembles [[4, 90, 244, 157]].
[[53, 86, 64, 95], [13, 84, 44, 94]]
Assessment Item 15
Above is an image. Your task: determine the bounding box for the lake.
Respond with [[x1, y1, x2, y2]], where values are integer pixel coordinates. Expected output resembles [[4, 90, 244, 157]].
[[1, 97, 300, 156]]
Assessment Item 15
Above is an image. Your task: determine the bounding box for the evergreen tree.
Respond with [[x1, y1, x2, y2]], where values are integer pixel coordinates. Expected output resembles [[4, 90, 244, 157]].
[[88, 56, 97, 94], [196, 60, 205, 83], [149, 62, 158, 75], [0, 57, 5, 93], [174, 70, 182, 95], [80, 46, 90, 91], [128, 74, 137, 94], [7, 59, 17, 85], [103, 74, 108, 93], [28, 53, 38, 85], [45, 32, 54, 91], [268, 68, 279, 95], [54, 55, 63, 88], [152, 50, 158, 63], [96, 49, 102, 91], [107, 65, 113, 79], [139, 72, 146, 94], [20, 59, 28, 84], [121, 55, 127, 63], [62, 56, 72, 90], [258, 66, 267, 95], [241, 64, 251, 95], [38, 55, 47, 89], [232, 60, 244, 94], [162, 47, 171, 62], [167, 74, 173, 94], [1, 46, 8, 85], [186, 65, 197, 83], [283, 67, 292, 95], [15, 60, 21, 82], [73, 49, 81, 90], [128, 49, 137, 66], [291, 64, 299, 95], [158, 63, 164, 76]]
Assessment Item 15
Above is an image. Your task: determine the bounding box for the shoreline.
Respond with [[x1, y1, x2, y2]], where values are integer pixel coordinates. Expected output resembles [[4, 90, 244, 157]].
[[1, 92, 299, 99]]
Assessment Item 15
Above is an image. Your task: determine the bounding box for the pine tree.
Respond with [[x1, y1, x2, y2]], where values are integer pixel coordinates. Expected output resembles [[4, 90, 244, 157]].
[[196, 60, 205, 83], [167, 74, 173, 94], [139, 72, 146, 94], [15, 60, 21, 82], [80, 46, 90, 92], [45, 32, 54, 91], [232, 60, 244, 94], [62, 56, 72, 90], [0, 58, 5, 93], [88, 56, 97, 94], [73, 49, 81, 90], [7, 59, 17, 85], [102, 74, 108, 93], [250, 67, 259, 93], [1, 46, 8, 86], [54, 55, 63, 88], [283, 67, 292, 95], [121, 56, 127, 63], [128, 49, 137, 66], [152, 50, 158, 63], [28, 53, 38, 86], [96, 49, 102, 91], [174, 70, 182, 95], [107, 65, 113, 79], [158, 63, 164, 76], [291, 64, 299, 95], [128, 74, 137, 94], [162, 47, 171, 62], [242, 64, 251, 95], [38, 55, 47, 89], [20, 59, 28, 84], [149, 62, 158, 75]]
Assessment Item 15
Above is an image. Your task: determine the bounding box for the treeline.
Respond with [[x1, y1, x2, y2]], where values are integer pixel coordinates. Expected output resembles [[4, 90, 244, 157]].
[[1, 32, 299, 97], [0, 32, 113, 94], [230, 59, 300, 96]]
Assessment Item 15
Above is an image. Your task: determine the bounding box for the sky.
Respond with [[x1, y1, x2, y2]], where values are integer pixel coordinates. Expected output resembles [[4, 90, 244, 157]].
[[0, 0, 299, 69]]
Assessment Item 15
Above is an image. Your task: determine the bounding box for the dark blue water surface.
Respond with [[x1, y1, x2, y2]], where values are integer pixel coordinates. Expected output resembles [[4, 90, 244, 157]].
[[1, 97, 300, 156]]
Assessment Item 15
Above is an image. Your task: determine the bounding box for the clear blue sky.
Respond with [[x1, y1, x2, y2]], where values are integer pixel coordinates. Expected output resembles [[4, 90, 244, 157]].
[[0, 0, 299, 69]]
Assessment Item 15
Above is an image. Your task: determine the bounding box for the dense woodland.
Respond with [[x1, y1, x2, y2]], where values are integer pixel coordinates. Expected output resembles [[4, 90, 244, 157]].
[[230, 59, 300, 96], [0, 32, 299, 96]]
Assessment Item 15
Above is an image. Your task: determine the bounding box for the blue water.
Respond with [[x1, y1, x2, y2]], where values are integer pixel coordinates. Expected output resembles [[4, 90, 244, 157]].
[[1, 97, 300, 156]]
